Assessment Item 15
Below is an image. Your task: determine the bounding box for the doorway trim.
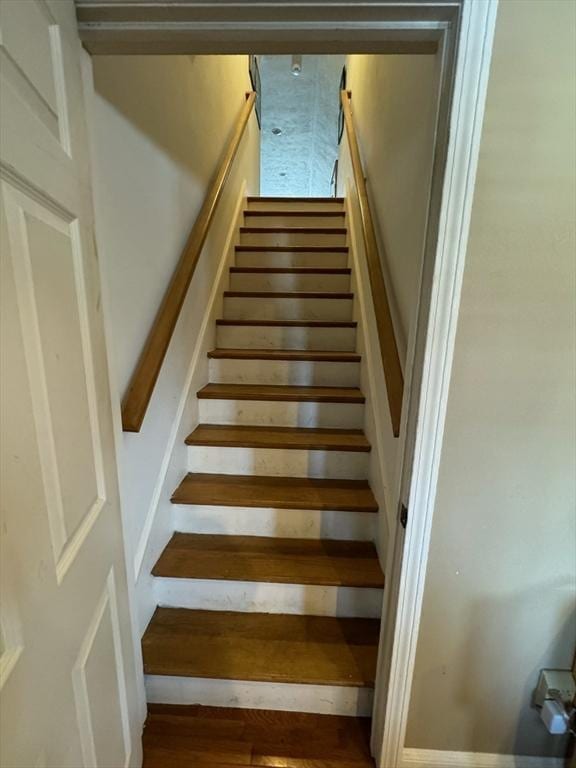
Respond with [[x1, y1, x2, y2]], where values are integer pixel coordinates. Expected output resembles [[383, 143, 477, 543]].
[[377, 2, 499, 766], [77, 1, 499, 765]]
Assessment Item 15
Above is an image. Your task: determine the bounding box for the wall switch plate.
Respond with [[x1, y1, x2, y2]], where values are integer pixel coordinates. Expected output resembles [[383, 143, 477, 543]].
[[534, 669, 576, 708]]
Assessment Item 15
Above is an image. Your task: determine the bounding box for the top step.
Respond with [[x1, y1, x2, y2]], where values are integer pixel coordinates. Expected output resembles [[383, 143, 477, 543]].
[[247, 196, 345, 213]]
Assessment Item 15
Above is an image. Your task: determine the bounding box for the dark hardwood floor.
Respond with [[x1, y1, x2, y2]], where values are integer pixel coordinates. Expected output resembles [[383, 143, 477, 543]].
[[142, 704, 376, 767]]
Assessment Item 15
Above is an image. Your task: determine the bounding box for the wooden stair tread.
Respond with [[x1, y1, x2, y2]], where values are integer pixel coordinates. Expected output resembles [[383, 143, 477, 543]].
[[208, 348, 361, 362], [142, 705, 374, 768], [171, 473, 378, 513], [153, 533, 384, 587], [240, 226, 347, 234], [142, 608, 379, 687], [197, 383, 365, 403], [230, 267, 351, 274], [216, 319, 357, 327], [224, 291, 353, 299], [235, 245, 348, 253], [185, 425, 371, 452]]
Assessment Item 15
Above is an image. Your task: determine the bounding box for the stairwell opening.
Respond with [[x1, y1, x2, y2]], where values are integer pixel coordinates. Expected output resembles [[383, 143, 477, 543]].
[[256, 54, 346, 197], [85, 39, 447, 768]]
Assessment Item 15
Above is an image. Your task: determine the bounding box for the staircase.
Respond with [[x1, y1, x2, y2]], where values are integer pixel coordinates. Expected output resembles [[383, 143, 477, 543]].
[[142, 196, 384, 718]]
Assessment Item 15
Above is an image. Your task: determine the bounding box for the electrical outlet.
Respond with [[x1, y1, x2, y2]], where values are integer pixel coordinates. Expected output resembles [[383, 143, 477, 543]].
[[534, 669, 576, 708]]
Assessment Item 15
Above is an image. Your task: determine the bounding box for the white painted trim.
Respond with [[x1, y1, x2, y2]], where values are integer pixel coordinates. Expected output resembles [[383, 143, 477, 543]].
[[173, 502, 376, 540], [401, 748, 564, 768], [145, 674, 374, 717], [72, 569, 132, 768], [378, 1, 499, 766], [132, 182, 247, 579], [154, 576, 383, 618], [344, 180, 398, 534]]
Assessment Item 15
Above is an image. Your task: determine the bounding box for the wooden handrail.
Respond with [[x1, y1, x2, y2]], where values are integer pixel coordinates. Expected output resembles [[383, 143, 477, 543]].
[[122, 92, 256, 432], [340, 90, 404, 437]]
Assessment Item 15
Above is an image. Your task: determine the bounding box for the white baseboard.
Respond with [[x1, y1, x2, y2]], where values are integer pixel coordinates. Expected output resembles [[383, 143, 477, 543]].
[[173, 502, 376, 540], [343, 184, 399, 549], [145, 674, 373, 716], [401, 748, 564, 768], [154, 576, 383, 618]]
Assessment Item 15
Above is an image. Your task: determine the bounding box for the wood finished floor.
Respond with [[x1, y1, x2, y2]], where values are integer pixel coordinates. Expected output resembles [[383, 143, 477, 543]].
[[142, 704, 375, 768], [171, 473, 378, 513], [142, 608, 379, 686], [152, 533, 384, 588]]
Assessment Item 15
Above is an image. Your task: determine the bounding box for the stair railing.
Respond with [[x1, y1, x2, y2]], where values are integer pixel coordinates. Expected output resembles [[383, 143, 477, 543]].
[[121, 91, 257, 433], [340, 89, 404, 437]]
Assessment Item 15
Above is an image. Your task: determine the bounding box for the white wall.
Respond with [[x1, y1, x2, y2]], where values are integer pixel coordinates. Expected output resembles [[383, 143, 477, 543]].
[[406, 0, 576, 758], [85, 54, 259, 634], [341, 55, 440, 362], [337, 54, 440, 554]]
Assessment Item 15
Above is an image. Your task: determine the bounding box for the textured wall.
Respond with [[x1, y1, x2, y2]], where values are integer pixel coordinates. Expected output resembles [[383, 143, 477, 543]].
[[406, 0, 576, 758], [259, 55, 345, 197]]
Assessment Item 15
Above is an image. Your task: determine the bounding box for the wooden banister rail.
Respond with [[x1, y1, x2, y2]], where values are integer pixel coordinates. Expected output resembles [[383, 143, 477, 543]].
[[340, 90, 404, 437], [121, 91, 257, 432]]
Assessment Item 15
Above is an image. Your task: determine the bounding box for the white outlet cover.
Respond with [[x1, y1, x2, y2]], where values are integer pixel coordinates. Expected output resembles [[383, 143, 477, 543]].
[[541, 698, 568, 735]]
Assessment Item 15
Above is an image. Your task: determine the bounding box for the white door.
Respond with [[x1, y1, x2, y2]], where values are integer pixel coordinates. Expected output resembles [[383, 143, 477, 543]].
[[0, 2, 143, 766]]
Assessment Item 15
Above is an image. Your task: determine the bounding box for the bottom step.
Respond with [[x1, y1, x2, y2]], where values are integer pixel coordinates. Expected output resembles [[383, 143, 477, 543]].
[[143, 608, 379, 715], [143, 704, 375, 767]]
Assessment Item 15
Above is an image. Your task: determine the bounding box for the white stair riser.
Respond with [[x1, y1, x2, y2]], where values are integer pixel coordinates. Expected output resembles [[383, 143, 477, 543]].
[[240, 231, 347, 248], [229, 272, 350, 292], [245, 214, 346, 228], [173, 504, 377, 541], [198, 399, 364, 429], [235, 251, 348, 269], [155, 578, 383, 618], [145, 676, 373, 716], [216, 325, 357, 351], [209, 358, 360, 387], [223, 296, 353, 322], [246, 200, 344, 213], [187, 445, 369, 479]]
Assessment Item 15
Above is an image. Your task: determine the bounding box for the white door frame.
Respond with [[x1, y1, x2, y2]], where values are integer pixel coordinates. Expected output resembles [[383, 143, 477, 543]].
[[377, 2, 499, 765], [76, 2, 499, 765]]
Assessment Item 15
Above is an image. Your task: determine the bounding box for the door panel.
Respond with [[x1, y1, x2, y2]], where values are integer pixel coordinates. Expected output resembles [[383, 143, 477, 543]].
[[0, 2, 142, 766]]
